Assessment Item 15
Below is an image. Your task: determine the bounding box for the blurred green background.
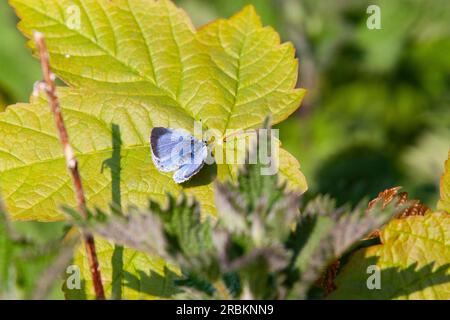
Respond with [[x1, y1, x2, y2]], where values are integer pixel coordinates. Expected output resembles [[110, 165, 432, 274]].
[[0, 0, 449, 298]]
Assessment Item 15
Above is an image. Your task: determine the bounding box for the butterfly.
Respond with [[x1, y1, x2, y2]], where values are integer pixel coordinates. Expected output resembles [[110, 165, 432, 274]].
[[150, 127, 208, 184]]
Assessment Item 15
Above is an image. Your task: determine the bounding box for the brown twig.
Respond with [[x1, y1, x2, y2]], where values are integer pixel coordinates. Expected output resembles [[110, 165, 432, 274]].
[[33, 31, 105, 300]]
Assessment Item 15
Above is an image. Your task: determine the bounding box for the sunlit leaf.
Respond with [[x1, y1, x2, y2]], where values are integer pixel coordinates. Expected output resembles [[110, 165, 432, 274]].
[[329, 212, 450, 299], [438, 151, 450, 213], [1, 0, 306, 222]]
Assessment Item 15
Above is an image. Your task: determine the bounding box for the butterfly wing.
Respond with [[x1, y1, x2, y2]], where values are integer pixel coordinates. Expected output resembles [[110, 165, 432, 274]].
[[173, 139, 207, 183], [150, 127, 190, 172], [173, 162, 205, 183], [151, 127, 208, 182]]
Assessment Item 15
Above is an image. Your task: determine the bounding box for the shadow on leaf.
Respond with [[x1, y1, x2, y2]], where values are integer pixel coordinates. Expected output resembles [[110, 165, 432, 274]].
[[123, 267, 180, 298], [102, 123, 124, 300], [182, 162, 217, 187]]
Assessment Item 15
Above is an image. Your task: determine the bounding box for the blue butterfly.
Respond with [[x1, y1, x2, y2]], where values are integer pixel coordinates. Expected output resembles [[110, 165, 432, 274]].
[[150, 127, 208, 184]]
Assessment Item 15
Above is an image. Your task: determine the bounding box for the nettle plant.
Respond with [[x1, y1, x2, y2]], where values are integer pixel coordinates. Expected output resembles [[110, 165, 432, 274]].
[[0, 0, 449, 299]]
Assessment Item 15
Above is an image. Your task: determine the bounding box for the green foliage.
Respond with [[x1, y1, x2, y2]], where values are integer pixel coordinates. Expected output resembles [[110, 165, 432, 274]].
[[67, 144, 450, 299], [0, 1, 40, 108], [68, 122, 409, 299], [0, 196, 73, 299], [0, 0, 448, 300], [1, 0, 306, 222], [66, 236, 178, 300], [330, 212, 450, 299], [329, 164, 450, 300], [268, 0, 450, 206], [0, 198, 15, 297]]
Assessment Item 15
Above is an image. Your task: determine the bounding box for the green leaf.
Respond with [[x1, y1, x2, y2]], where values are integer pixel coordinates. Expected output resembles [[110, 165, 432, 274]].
[[214, 128, 300, 244], [65, 195, 218, 299], [438, 150, 450, 213], [197, 5, 306, 132], [68, 125, 301, 299], [289, 196, 405, 298], [329, 212, 450, 300], [0, 88, 217, 221], [65, 236, 179, 300], [2, 0, 306, 221], [67, 195, 214, 261]]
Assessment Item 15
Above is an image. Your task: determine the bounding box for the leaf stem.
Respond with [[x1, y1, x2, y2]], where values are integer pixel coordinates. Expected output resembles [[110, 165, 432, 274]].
[[33, 31, 105, 300]]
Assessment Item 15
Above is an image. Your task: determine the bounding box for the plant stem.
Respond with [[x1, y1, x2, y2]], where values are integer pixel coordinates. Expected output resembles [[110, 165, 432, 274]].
[[33, 31, 105, 300]]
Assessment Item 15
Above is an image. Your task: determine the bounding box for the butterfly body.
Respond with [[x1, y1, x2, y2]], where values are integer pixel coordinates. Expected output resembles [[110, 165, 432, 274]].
[[150, 127, 208, 183]]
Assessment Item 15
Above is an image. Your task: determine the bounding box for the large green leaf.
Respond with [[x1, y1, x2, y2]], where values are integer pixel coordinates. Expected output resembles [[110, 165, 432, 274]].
[[0, 88, 216, 221], [329, 212, 450, 299], [1, 0, 306, 221], [438, 151, 450, 213]]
